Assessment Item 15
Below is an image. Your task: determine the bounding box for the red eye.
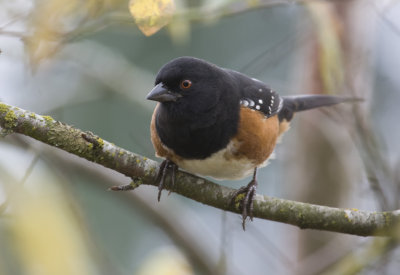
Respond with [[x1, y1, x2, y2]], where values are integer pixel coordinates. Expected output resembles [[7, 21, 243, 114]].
[[180, 80, 192, 89]]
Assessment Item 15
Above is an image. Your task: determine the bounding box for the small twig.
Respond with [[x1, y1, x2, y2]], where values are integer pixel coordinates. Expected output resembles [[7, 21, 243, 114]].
[[109, 178, 142, 191]]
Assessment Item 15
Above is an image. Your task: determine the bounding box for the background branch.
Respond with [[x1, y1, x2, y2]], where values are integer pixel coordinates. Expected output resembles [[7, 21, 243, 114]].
[[1, 101, 399, 237]]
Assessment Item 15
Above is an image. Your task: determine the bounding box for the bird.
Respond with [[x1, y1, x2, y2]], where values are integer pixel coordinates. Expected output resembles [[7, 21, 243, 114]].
[[146, 56, 360, 229]]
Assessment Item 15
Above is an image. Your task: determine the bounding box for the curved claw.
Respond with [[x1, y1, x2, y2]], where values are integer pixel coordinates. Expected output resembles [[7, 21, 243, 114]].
[[155, 159, 177, 201], [230, 168, 258, 230], [168, 163, 178, 196]]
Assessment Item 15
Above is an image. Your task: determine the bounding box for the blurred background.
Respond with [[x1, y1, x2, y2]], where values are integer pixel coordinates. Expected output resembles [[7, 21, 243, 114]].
[[1, 0, 400, 274]]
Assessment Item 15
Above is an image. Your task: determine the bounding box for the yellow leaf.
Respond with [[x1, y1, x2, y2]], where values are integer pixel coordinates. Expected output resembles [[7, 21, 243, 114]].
[[26, 0, 119, 68], [129, 0, 176, 36]]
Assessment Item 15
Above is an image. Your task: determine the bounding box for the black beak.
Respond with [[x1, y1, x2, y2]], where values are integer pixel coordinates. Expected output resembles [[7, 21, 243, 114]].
[[146, 83, 181, 102]]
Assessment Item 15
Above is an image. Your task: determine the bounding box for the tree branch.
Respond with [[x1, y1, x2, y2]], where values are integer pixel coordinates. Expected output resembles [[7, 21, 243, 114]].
[[1, 101, 399, 237]]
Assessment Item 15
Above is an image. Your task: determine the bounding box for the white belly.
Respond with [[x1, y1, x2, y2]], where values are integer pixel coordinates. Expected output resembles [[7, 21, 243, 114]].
[[176, 141, 271, 180]]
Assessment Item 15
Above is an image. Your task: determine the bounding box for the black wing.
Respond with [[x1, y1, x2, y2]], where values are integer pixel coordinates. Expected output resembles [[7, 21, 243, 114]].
[[240, 82, 282, 117], [227, 69, 282, 117]]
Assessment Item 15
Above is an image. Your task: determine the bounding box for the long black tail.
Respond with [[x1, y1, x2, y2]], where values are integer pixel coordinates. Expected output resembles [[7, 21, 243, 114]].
[[278, 95, 362, 121]]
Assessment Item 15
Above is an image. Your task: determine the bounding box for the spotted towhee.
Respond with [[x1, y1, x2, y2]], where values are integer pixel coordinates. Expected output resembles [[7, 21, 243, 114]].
[[146, 56, 359, 228]]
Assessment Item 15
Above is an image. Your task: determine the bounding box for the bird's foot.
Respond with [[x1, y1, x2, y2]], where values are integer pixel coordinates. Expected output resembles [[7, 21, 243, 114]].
[[231, 169, 258, 230], [155, 159, 177, 201]]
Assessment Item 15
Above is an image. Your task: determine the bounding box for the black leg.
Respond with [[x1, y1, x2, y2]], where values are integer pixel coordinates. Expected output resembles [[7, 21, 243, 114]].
[[156, 159, 177, 201], [231, 168, 258, 230], [168, 162, 178, 196], [155, 160, 168, 200]]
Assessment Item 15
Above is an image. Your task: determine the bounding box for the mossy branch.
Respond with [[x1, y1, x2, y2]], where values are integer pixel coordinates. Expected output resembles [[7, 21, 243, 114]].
[[1, 101, 400, 237]]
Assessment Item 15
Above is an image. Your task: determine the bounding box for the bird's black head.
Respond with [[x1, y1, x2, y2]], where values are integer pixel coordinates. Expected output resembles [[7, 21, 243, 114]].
[[146, 56, 237, 116], [147, 57, 241, 159]]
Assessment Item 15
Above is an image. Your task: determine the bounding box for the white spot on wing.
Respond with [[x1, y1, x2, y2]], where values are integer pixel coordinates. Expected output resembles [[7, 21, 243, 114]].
[[248, 99, 255, 107], [258, 99, 263, 104], [255, 105, 260, 110], [278, 100, 283, 111], [258, 88, 262, 92]]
